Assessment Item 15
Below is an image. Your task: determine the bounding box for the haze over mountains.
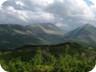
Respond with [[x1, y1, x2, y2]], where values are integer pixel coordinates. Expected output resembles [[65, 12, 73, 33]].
[[0, 23, 96, 50]]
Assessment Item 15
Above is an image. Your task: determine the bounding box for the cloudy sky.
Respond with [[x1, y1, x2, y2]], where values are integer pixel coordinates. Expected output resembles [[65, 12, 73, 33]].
[[0, 0, 96, 30]]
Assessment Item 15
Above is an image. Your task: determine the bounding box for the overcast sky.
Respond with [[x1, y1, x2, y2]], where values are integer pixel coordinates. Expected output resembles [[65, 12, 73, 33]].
[[0, 0, 96, 30]]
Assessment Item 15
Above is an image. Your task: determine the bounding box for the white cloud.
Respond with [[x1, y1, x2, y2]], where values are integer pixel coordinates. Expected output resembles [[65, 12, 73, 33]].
[[47, 0, 95, 20], [0, 0, 96, 30], [0, 0, 6, 7], [89, 0, 96, 6], [89, 0, 96, 13]]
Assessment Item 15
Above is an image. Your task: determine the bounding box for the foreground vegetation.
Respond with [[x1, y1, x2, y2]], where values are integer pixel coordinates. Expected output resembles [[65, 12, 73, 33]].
[[0, 44, 95, 72]]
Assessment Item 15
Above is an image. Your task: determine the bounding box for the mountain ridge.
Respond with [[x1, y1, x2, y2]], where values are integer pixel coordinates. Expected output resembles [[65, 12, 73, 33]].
[[0, 23, 96, 50], [0, 23, 64, 50], [64, 24, 96, 47]]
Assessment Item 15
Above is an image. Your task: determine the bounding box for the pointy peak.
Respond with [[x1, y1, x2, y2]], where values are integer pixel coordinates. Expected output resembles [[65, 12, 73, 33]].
[[81, 24, 95, 29], [84, 24, 93, 27]]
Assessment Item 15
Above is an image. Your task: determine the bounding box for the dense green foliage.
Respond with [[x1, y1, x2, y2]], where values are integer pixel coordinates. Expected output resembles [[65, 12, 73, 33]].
[[0, 45, 95, 72]]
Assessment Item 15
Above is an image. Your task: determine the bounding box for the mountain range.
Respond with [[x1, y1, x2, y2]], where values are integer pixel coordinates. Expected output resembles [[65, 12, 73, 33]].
[[0, 23, 64, 50], [0, 23, 96, 50], [0, 24, 95, 72]]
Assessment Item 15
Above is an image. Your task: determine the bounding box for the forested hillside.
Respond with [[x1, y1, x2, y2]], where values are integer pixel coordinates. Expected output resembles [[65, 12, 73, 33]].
[[0, 42, 95, 72]]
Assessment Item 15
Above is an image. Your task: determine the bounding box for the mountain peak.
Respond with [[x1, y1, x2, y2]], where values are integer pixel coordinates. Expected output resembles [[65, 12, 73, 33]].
[[79, 24, 96, 31], [64, 23, 96, 47], [83, 24, 95, 28]]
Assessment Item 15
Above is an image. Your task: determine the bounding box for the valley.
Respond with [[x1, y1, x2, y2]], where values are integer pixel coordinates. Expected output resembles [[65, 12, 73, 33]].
[[0, 23, 96, 72]]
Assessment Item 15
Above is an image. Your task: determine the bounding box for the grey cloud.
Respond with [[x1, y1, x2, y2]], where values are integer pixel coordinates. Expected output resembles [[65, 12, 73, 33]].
[[2, 0, 34, 11], [45, 0, 95, 30], [0, 0, 96, 31]]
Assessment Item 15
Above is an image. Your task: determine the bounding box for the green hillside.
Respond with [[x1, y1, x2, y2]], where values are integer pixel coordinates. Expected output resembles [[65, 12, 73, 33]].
[[0, 42, 95, 72]]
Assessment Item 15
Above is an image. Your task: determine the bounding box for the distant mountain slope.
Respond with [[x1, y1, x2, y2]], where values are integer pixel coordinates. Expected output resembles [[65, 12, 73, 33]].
[[0, 23, 64, 50], [0, 24, 41, 50], [28, 23, 64, 35], [64, 24, 96, 47], [25, 23, 64, 44]]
